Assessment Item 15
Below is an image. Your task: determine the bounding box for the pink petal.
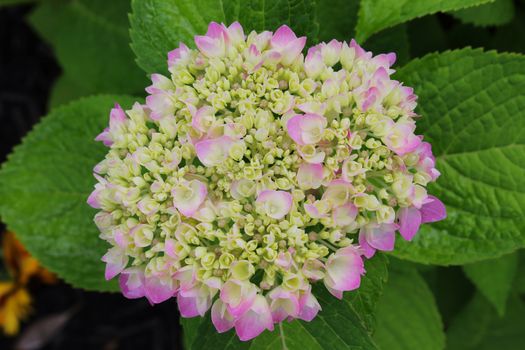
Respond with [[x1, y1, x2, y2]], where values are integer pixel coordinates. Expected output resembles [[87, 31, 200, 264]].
[[286, 113, 327, 145], [332, 203, 358, 226], [177, 294, 201, 317], [362, 223, 397, 252], [271, 25, 298, 46], [119, 268, 145, 299], [94, 128, 112, 146], [305, 46, 324, 77], [102, 247, 128, 280], [256, 190, 293, 219], [297, 290, 321, 322], [195, 35, 224, 57], [234, 295, 274, 341], [270, 25, 306, 65], [220, 280, 257, 317], [172, 180, 208, 217], [297, 163, 324, 189], [358, 231, 376, 259], [168, 42, 190, 67], [109, 103, 126, 127], [268, 287, 300, 323], [205, 22, 227, 39], [174, 265, 196, 292], [420, 196, 447, 223], [146, 74, 173, 94], [195, 136, 233, 167], [398, 206, 422, 241], [144, 277, 176, 304], [227, 21, 245, 46], [211, 299, 236, 333], [191, 105, 215, 132], [324, 245, 364, 292], [87, 188, 101, 208]]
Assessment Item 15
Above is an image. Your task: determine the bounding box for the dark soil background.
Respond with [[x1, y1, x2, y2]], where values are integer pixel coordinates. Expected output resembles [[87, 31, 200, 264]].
[[0, 6, 182, 350]]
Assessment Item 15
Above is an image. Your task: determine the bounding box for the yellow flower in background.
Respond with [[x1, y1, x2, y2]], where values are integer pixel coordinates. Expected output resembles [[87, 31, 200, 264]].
[[0, 231, 56, 335], [0, 282, 31, 335]]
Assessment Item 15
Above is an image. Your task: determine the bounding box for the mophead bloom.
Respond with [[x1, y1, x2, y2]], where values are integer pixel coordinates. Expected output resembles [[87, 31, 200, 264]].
[[88, 22, 446, 341]]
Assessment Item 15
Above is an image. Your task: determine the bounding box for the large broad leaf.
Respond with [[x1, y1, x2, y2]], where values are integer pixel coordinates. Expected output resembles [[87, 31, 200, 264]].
[[391, 49, 525, 265], [373, 262, 444, 350], [462, 252, 518, 316], [49, 75, 93, 108], [130, 0, 319, 75], [452, 0, 515, 27], [447, 293, 525, 350], [355, 0, 494, 42], [515, 250, 525, 294], [407, 16, 447, 59], [0, 95, 137, 291], [316, 0, 359, 41], [182, 255, 388, 349], [364, 25, 410, 66], [29, 0, 147, 97]]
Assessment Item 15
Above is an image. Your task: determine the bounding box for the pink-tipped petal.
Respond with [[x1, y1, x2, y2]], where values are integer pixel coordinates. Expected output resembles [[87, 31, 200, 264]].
[[227, 22, 245, 46], [298, 290, 321, 322], [211, 299, 236, 333], [234, 295, 274, 341], [297, 163, 324, 189], [271, 25, 298, 46], [362, 223, 397, 252], [270, 25, 306, 65], [94, 129, 112, 147], [168, 43, 190, 67], [119, 268, 145, 299], [268, 287, 300, 323], [195, 136, 233, 167], [332, 203, 358, 226], [144, 277, 176, 304], [87, 188, 101, 208], [195, 35, 224, 57], [420, 196, 447, 223], [256, 190, 293, 219], [177, 294, 201, 317], [220, 280, 257, 317], [109, 104, 126, 127], [172, 180, 208, 217], [102, 247, 128, 280], [286, 113, 327, 145], [358, 231, 376, 259], [324, 245, 364, 292], [398, 206, 422, 241]]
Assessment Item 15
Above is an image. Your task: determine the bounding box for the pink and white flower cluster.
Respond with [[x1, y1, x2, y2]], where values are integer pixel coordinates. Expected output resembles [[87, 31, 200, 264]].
[[89, 22, 446, 341]]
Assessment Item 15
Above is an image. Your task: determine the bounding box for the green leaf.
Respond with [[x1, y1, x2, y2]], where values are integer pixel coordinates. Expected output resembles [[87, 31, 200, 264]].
[[355, 0, 494, 42], [364, 25, 410, 66], [373, 262, 444, 350], [49, 74, 93, 108], [29, 0, 147, 95], [183, 255, 388, 349], [0, 0, 37, 6], [514, 250, 525, 294], [130, 0, 319, 75], [0, 95, 137, 291], [447, 293, 525, 350], [407, 16, 447, 59], [462, 252, 518, 316], [452, 0, 515, 27], [390, 48, 525, 265], [316, 0, 359, 41]]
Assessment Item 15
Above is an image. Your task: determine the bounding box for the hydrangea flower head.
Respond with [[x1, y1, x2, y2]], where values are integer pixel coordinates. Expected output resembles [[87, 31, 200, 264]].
[[89, 22, 446, 341]]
